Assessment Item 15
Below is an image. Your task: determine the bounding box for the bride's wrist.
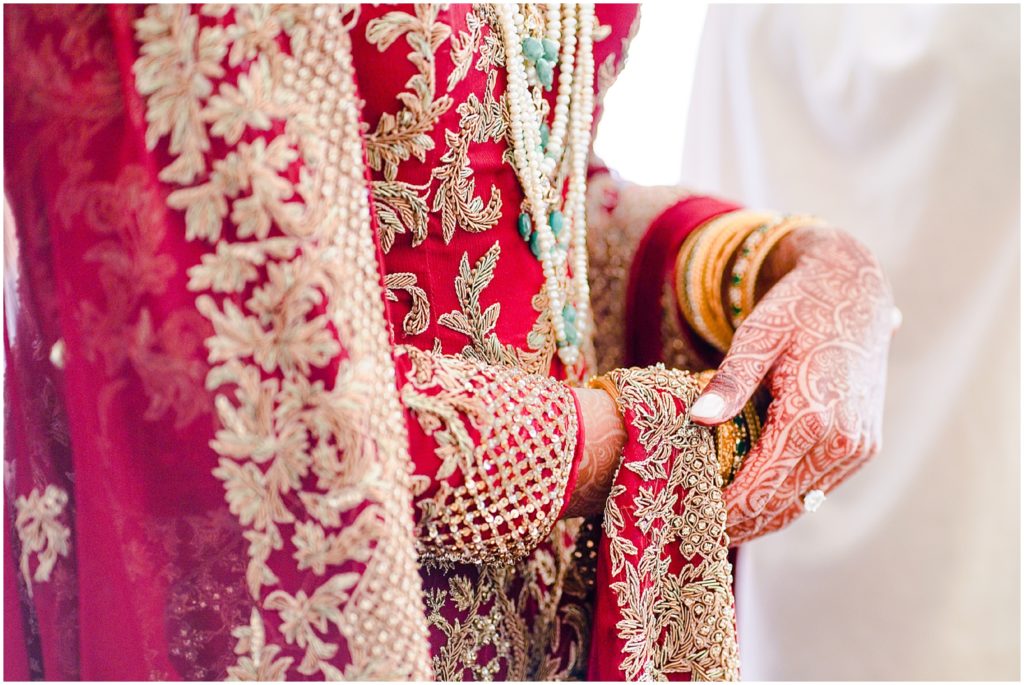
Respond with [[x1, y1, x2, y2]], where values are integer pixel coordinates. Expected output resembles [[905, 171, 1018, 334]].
[[562, 387, 627, 519]]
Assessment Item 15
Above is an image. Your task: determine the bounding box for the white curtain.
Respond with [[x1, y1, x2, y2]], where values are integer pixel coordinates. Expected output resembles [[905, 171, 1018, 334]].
[[677, 5, 1019, 679]]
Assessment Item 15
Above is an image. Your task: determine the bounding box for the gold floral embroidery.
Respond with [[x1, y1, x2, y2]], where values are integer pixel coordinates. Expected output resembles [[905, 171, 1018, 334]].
[[399, 345, 578, 566], [594, 366, 739, 681], [423, 529, 585, 681], [365, 4, 453, 182], [14, 485, 71, 596], [431, 69, 506, 243], [385, 271, 431, 337], [226, 609, 295, 680], [133, 6, 228, 185], [438, 242, 556, 374], [134, 4, 432, 679]]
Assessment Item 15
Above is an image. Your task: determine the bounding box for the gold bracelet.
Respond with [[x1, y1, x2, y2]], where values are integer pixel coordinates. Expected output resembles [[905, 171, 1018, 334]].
[[730, 215, 818, 327], [587, 372, 621, 404], [675, 210, 778, 353]]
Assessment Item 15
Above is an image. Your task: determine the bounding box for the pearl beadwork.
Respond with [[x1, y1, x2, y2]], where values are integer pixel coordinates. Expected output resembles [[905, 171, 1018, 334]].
[[497, 3, 596, 368]]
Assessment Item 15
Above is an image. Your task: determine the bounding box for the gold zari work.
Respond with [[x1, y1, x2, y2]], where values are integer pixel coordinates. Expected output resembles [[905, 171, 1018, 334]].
[[399, 346, 579, 566], [134, 5, 432, 679], [589, 366, 740, 681], [14, 485, 71, 596]]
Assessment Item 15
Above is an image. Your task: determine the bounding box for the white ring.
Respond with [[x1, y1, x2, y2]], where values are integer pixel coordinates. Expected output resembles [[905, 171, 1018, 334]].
[[803, 489, 826, 513]]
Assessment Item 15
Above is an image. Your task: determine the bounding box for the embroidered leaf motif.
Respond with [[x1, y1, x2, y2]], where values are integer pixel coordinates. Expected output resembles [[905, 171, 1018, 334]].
[[438, 243, 556, 373], [227, 608, 296, 681], [373, 180, 430, 251], [431, 72, 505, 243], [385, 271, 431, 336], [365, 5, 453, 181], [133, 7, 227, 184], [446, 12, 483, 92], [14, 485, 71, 595]]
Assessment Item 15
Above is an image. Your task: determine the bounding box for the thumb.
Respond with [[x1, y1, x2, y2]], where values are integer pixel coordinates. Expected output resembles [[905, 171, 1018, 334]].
[[690, 326, 785, 426]]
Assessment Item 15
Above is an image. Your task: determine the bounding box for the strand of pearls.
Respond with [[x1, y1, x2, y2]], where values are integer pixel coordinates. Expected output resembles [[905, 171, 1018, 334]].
[[497, 3, 596, 368], [564, 4, 595, 352], [542, 4, 575, 176]]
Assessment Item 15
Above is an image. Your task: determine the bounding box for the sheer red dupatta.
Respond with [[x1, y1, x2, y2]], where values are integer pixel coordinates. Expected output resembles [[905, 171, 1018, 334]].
[[4, 6, 432, 679]]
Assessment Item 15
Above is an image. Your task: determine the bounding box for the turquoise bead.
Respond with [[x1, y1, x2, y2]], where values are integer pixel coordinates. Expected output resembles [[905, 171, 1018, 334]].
[[562, 303, 577, 324], [518, 212, 532, 241], [529, 230, 541, 257], [562, 304, 579, 345], [522, 37, 543, 62], [535, 58, 554, 90], [548, 210, 564, 237], [564, 321, 580, 346], [539, 123, 550, 150], [542, 38, 559, 62]]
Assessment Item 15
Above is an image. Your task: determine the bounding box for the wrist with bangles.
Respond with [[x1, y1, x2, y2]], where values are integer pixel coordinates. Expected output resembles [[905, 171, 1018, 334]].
[[676, 209, 825, 348]]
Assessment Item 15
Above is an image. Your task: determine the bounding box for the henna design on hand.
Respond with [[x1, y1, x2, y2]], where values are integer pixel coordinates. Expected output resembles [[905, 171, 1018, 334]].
[[688, 227, 896, 541]]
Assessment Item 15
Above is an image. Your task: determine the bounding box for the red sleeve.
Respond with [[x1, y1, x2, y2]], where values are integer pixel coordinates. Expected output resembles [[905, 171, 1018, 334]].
[[624, 195, 743, 367]]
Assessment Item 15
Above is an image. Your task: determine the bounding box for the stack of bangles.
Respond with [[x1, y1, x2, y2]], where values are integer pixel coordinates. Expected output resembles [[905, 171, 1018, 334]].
[[675, 209, 822, 351]]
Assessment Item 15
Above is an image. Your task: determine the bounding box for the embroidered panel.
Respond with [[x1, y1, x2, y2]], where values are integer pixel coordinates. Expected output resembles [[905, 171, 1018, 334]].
[[592, 366, 739, 681], [133, 5, 432, 678]]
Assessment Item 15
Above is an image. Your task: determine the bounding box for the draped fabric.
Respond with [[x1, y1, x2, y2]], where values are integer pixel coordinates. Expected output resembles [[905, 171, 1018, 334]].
[[4, 4, 741, 680]]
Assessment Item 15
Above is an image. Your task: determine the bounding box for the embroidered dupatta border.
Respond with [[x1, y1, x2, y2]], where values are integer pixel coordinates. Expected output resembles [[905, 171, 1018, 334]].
[[131, 5, 432, 679]]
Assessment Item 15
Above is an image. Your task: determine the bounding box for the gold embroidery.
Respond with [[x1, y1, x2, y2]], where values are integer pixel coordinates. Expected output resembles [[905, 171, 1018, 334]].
[[446, 10, 484, 92], [365, 4, 453, 182], [438, 242, 556, 373], [431, 69, 506, 243], [134, 4, 432, 678], [14, 485, 71, 596], [133, 7, 228, 185], [586, 173, 695, 373], [593, 366, 739, 681], [226, 609, 295, 680], [373, 179, 430, 252], [399, 345, 578, 566], [385, 271, 431, 337], [423, 526, 585, 681]]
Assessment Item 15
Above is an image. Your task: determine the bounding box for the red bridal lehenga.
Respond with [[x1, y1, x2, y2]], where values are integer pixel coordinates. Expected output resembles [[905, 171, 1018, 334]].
[[5, 5, 743, 680]]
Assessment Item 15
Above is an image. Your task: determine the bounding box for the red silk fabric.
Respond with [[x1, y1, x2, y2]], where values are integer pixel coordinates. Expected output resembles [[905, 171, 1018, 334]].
[[625, 195, 741, 368]]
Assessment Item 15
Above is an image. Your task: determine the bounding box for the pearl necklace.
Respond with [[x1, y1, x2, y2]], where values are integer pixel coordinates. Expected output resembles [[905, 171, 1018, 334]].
[[497, 3, 595, 369]]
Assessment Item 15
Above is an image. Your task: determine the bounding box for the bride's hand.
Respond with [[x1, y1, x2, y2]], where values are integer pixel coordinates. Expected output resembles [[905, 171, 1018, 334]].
[[689, 227, 898, 544]]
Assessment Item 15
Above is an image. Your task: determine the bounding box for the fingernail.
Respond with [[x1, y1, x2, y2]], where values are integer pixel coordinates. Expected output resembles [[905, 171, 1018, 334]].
[[891, 307, 903, 331], [691, 393, 725, 420]]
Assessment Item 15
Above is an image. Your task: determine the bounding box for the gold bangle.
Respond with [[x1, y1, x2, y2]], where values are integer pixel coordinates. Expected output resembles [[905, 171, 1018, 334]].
[[587, 373, 621, 404], [674, 223, 707, 350], [732, 215, 818, 326], [698, 211, 777, 350], [675, 211, 778, 353]]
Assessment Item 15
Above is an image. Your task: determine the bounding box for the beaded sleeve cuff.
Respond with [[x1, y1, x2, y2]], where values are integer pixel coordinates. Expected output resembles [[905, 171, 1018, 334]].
[[397, 347, 580, 566]]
